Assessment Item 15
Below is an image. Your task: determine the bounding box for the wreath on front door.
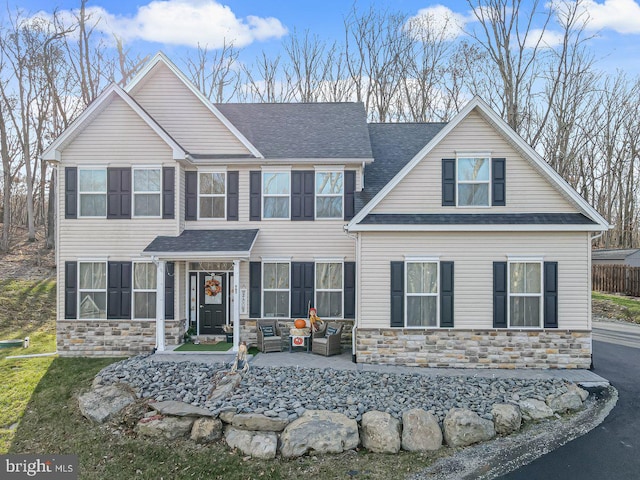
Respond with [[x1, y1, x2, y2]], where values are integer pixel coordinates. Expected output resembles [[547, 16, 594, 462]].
[[204, 278, 222, 297]]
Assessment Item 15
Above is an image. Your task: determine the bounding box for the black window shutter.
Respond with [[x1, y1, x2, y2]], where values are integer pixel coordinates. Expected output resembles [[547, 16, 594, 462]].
[[390, 261, 404, 327], [249, 261, 261, 318], [185, 171, 198, 221], [107, 168, 131, 219], [162, 167, 175, 219], [344, 170, 356, 220], [227, 171, 239, 221], [107, 261, 132, 319], [65, 167, 77, 219], [291, 262, 314, 317], [440, 261, 454, 327], [165, 262, 175, 320], [493, 262, 508, 328], [249, 171, 261, 221], [64, 261, 77, 319], [344, 261, 356, 318], [492, 158, 506, 206], [442, 159, 456, 206], [544, 262, 558, 328], [292, 171, 314, 221]]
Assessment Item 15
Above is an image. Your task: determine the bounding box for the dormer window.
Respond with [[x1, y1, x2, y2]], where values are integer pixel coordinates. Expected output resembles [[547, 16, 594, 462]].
[[457, 157, 490, 206]]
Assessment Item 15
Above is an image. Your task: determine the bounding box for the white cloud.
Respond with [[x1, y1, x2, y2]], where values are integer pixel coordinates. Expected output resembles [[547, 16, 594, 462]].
[[407, 5, 472, 41], [525, 28, 565, 48], [568, 0, 640, 34], [35, 0, 288, 49]]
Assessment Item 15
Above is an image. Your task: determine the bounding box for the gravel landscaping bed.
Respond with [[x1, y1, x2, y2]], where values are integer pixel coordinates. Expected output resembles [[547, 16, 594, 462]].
[[96, 355, 571, 423]]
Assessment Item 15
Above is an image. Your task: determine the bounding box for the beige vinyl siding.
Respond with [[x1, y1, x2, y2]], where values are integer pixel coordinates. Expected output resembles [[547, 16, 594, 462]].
[[371, 109, 576, 214], [358, 231, 590, 330], [130, 63, 251, 155]]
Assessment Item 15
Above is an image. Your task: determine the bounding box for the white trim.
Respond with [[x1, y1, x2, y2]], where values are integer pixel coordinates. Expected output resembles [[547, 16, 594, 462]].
[[261, 256, 293, 262], [262, 260, 291, 318], [42, 83, 186, 161], [404, 256, 440, 262], [315, 260, 344, 320], [404, 260, 440, 328], [455, 150, 492, 157], [197, 170, 227, 220], [132, 261, 157, 320], [348, 223, 608, 232], [260, 165, 292, 172], [346, 96, 611, 230], [507, 260, 543, 329], [132, 167, 162, 218], [77, 261, 108, 320], [314, 165, 345, 172], [141, 251, 252, 260], [313, 256, 346, 262], [456, 157, 491, 207], [507, 255, 544, 262], [315, 170, 345, 220], [125, 52, 263, 159], [262, 171, 291, 220], [188, 157, 373, 166]]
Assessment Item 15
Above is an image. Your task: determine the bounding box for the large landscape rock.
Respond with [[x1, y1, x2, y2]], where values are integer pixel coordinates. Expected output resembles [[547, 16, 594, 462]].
[[135, 416, 194, 440], [546, 392, 583, 413], [567, 384, 589, 402], [443, 408, 495, 448], [279, 410, 359, 458], [519, 398, 554, 421], [401, 409, 442, 452], [491, 404, 522, 435], [190, 417, 223, 443], [78, 384, 136, 423], [360, 411, 401, 454], [231, 413, 289, 432], [150, 400, 215, 417], [225, 427, 277, 459]]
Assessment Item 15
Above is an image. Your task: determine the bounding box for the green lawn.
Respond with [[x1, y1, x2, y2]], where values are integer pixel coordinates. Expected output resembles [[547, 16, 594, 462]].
[[175, 341, 233, 352], [592, 292, 640, 324]]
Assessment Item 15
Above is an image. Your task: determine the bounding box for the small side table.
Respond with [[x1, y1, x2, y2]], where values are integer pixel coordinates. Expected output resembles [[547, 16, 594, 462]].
[[289, 335, 311, 352]]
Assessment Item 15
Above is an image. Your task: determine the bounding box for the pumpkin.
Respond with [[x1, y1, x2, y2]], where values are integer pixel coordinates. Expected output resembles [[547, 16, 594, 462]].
[[294, 318, 307, 329]]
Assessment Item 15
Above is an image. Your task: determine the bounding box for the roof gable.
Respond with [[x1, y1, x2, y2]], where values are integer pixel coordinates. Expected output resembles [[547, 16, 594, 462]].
[[42, 84, 186, 161], [349, 97, 610, 231]]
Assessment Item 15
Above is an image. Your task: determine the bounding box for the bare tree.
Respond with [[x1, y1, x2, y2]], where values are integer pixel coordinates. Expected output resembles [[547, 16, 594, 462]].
[[186, 41, 239, 103]]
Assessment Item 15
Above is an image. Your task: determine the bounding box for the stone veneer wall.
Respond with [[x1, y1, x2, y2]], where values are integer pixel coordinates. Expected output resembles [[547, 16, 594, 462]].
[[240, 319, 354, 350], [356, 329, 591, 369], [57, 319, 186, 356]]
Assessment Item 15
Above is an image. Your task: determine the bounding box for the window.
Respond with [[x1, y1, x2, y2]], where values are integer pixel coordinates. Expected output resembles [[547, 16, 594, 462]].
[[263, 262, 289, 317], [79, 169, 107, 217], [133, 168, 161, 217], [457, 158, 490, 206], [316, 172, 343, 218], [78, 262, 107, 319], [509, 261, 542, 327], [405, 261, 438, 327], [263, 172, 290, 219], [199, 172, 226, 219], [316, 262, 343, 318], [133, 262, 156, 319]]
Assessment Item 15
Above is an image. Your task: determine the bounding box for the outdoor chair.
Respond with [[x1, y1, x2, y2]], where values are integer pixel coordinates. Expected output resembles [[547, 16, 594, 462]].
[[256, 319, 284, 353], [312, 322, 343, 356]]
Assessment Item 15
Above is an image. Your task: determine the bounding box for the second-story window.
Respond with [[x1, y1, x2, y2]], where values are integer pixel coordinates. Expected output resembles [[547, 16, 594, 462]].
[[457, 158, 490, 206], [79, 168, 107, 217], [133, 168, 161, 217], [199, 172, 226, 219], [263, 172, 290, 219], [316, 172, 343, 218]]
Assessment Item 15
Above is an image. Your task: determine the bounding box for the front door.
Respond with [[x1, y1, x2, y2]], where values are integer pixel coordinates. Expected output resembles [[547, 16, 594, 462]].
[[199, 272, 226, 334]]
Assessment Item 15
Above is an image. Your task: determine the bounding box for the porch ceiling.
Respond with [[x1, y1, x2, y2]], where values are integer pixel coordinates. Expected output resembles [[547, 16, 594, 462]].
[[142, 229, 259, 260]]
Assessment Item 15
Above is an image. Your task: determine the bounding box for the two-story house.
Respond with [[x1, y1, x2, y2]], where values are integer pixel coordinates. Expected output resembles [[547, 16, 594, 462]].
[[43, 53, 609, 368]]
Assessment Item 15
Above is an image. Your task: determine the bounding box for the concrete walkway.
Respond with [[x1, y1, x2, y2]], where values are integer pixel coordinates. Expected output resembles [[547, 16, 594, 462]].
[[151, 348, 609, 388]]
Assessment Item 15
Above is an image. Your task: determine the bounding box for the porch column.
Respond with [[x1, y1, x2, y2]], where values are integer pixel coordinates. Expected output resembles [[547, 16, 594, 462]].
[[156, 260, 166, 352], [233, 260, 241, 352]]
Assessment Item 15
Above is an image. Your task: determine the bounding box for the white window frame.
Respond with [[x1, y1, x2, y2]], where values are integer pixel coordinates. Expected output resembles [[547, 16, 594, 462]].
[[132, 261, 157, 320], [197, 170, 227, 220], [404, 259, 440, 328], [314, 260, 344, 319], [132, 167, 162, 218], [262, 260, 291, 318], [456, 156, 491, 208], [78, 167, 107, 218], [77, 261, 108, 320], [262, 170, 291, 220], [507, 259, 543, 329], [314, 168, 344, 220]]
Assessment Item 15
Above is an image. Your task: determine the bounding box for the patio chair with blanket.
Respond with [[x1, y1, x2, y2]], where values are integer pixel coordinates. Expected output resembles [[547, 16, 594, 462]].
[[312, 322, 343, 356], [256, 319, 283, 353]]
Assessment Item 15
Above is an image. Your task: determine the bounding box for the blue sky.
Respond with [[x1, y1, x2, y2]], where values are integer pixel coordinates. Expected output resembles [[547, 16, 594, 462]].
[[17, 0, 640, 75]]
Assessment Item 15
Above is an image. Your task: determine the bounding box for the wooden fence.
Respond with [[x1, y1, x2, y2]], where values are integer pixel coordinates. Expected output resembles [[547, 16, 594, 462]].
[[592, 264, 640, 297]]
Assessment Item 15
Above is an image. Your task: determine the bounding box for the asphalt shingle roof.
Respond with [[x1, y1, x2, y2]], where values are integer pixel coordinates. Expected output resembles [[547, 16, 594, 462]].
[[356, 123, 447, 212], [591, 248, 640, 260], [215, 103, 373, 159], [144, 229, 259, 253], [360, 213, 597, 225]]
